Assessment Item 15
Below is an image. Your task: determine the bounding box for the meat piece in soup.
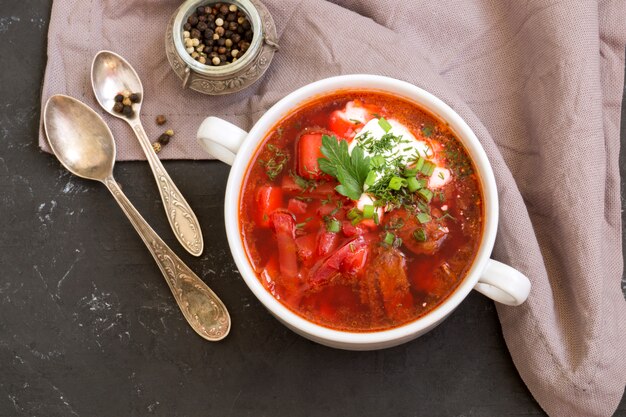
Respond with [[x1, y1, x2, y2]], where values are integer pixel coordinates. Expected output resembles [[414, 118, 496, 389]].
[[240, 92, 483, 332]]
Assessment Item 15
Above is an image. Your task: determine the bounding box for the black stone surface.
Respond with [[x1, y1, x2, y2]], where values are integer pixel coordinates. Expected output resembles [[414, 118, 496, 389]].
[[0, 1, 624, 416]]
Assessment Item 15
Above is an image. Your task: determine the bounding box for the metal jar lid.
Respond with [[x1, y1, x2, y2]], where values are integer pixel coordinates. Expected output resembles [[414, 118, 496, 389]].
[[165, 0, 278, 95]]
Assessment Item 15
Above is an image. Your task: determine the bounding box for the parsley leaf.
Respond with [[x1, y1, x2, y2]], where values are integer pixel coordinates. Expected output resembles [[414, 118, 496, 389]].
[[318, 135, 370, 200]]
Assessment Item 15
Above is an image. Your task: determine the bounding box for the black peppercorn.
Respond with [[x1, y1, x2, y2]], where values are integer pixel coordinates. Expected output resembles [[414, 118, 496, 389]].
[[158, 133, 170, 145], [114, 94, 124, 103], [197, 21, 208, 31], [198, 14, 207, 23], [208, 21, 216, 30], [245, 30, 253, 41], [219, 4, 228, 14], [122, 105, 134, 117], [225, 30, 233, 38], [196, 6, 206, 15], [218, 46, 226, 54], [204, 28, 214, 38], [113, 102, 124, 113], [217, 37, 225, 46], [183, 23, 192, 31], [129, 93, 141, 103], [232, 33, 241, 44], [190, 28, 201, 39], [155, 115, 167, 125], [228, 21, 237, 31], [219, 54, 227, 61], [187, 14, 198, 26], [237, 26, 244, 35], [227, 12, 236, 22], [242, 20, 251, 30]]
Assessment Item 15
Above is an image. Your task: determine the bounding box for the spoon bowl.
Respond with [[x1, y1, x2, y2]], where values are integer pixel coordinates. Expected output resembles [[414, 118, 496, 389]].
[[44, 95, 115, 181], [43, 94, 230, 341], [91, 51, 143, 120]]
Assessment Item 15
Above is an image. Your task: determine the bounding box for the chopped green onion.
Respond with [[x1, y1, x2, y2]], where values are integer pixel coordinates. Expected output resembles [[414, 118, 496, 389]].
[[388, 176, 405, 190], [384, 232, 395, 245], [418, 188, 433, 202], [362, 204, 375, 219], [407, 176, 421, 192], [421, 161, 436, 177], [326, 218, 341, 233], [378, 117, 392, 133], [413, 228, 427, 242], [404, 167, 419, 177], [414, 157, 425, 171], [351, 215, 362, 226], [417, 179, 428, 189], [373, 212, 380, 225], [370, 155, 386, 168], [416, 212, 431, 224], [365, 171, 378, 186], [347, 208, 360, 220]]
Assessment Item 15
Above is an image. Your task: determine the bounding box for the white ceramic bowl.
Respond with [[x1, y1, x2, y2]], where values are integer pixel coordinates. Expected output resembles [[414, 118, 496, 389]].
[[197, 75, 530, 350]]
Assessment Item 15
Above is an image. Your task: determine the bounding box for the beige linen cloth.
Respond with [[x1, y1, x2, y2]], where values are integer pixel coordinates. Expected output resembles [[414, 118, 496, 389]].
[[40, 0, 626, 415]]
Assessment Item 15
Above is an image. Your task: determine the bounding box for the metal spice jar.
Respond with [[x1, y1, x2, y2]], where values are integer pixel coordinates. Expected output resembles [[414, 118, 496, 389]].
[[165, 0, 278, 95]]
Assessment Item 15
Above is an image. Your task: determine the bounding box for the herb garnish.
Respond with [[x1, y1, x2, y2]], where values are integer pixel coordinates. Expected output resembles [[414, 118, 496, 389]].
[[318, 135, 370, 200], [259, 144, 289, 181]]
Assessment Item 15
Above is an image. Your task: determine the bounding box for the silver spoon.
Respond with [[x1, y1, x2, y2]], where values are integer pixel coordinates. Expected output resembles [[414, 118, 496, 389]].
[[43, 94, 230, 342], [91, 50, 204, 257]]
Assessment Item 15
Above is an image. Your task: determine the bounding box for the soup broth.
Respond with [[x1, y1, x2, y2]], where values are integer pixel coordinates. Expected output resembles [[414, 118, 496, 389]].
[[240, 91, 483, 332]]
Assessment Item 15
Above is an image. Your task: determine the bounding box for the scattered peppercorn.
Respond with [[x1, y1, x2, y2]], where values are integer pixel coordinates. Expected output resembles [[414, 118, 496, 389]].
[[158, 133, 171, 145], [152, 142, 162, 153], [156, 115, 167, 125], [182, 2, 253, 66], [114, 94, 124, 103], [164, 129, 174, 137], [122, 105, 134, 117], [113, 102, 124, 113], [130, 93, 141, 103]]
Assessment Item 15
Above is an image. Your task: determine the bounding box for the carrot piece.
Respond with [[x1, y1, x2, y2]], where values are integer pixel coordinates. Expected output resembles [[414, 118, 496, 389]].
[[256, 186, 283, 227]]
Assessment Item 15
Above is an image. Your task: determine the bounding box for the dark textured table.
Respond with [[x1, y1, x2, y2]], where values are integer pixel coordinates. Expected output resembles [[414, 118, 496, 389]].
[[0, 1, 624, 416]]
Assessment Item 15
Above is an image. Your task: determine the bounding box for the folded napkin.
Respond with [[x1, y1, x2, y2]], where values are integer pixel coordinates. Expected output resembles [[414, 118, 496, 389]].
[[40, 0, 626, 415]]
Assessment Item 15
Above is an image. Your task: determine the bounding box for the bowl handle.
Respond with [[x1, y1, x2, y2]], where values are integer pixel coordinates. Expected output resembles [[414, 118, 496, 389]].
[[197, 117, 248, 165], [474, 259, 531, 306]]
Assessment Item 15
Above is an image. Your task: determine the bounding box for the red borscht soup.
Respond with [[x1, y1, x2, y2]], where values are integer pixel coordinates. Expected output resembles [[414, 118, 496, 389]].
[[240, 91, 483, 332]]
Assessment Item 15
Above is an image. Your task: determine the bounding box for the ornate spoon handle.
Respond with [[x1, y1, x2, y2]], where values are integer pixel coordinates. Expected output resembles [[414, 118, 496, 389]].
[[103, 176, 230, 341], [131, 121, 204, 257]]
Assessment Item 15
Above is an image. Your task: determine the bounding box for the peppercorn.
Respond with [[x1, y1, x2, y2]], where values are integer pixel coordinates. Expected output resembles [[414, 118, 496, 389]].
[[156, 115, 166, 125], [113, 102, 124, 113], [114, 94, 124, 103], [152, 142, 162, 153], [182, 2, 253, 66], [158, 133, 171, 145], [130, 93, 141, 103], [122, 105, 134, 117]]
